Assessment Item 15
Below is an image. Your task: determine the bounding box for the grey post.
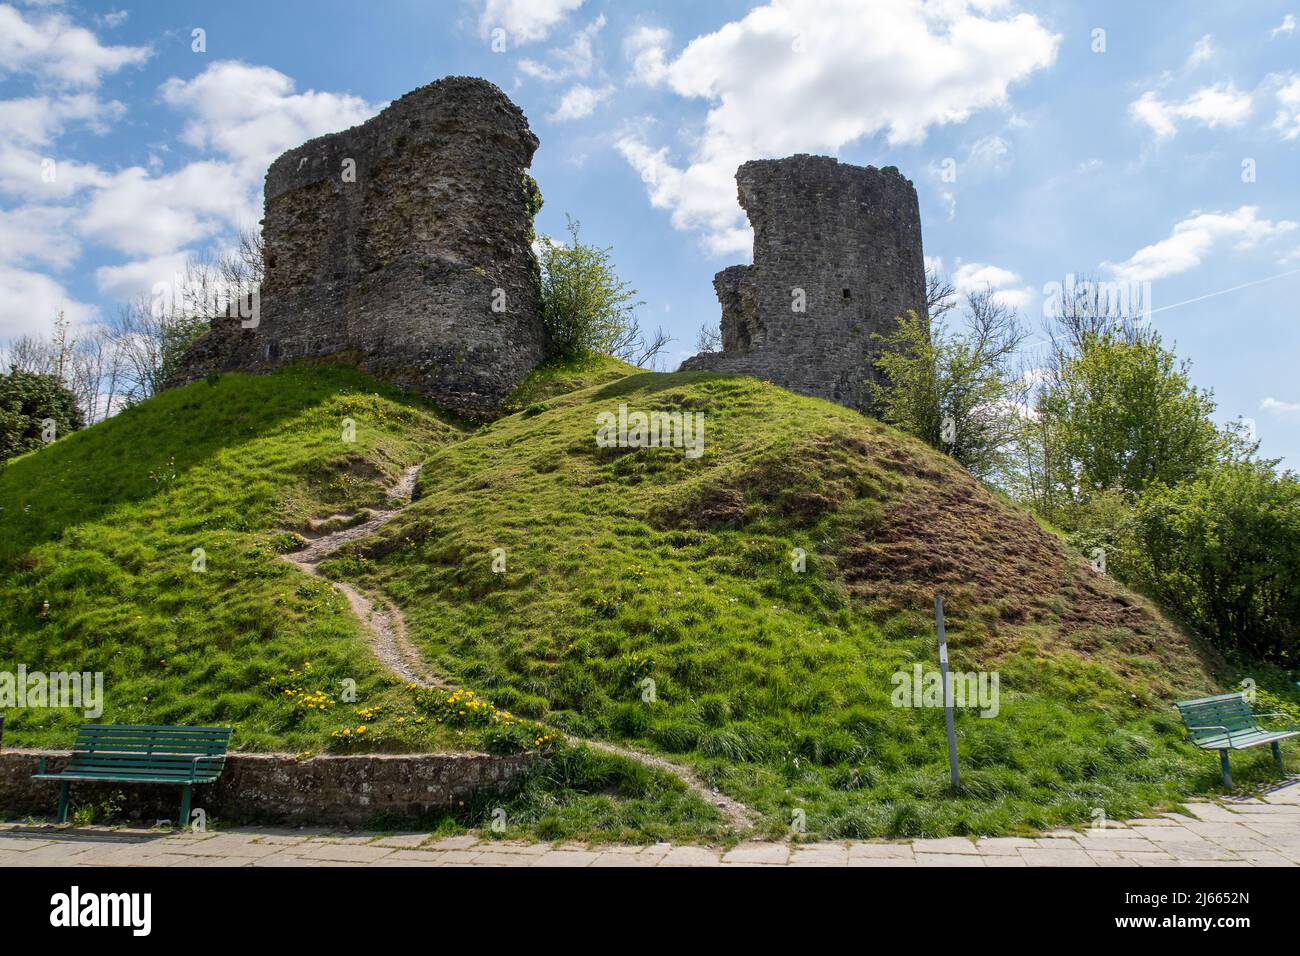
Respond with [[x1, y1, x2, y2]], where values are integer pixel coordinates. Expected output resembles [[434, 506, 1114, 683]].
[[936, 594, 960, 792]]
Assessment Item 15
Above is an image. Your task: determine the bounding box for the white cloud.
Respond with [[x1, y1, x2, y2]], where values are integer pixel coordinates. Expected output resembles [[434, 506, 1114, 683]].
[[11, 56, 381, 311], [0, 92, 124, 145], [967, 134, 1011, 172], [623, 25, 671, 86], [159, 60, 379, 173], [1261, 397, 1300, 416], [478, 0, 583, 45], [952, 261, 1031, 309], [1271, 72, 1300, 139], [518, 15, 604, 82], [1271, 14, 1296, 39], [1187, 34, 1214, 67], [0, 204, 79, 268], [1130, 83, 1253, 139], [97, 9, 128, 29], [77, 161, 257, 258], [0, 141, 111, 200], [615, 0, 1059, 255], [0, 1, 150, 87], [93, 250, 191, 302], [0, 264, 97, 340], [549, 83, 614, 121], [1105, 207, 1298, 283]]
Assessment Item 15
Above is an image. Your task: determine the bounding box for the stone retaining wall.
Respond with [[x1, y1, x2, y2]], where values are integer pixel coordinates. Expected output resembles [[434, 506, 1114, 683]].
[[0, 750, 542, 827]]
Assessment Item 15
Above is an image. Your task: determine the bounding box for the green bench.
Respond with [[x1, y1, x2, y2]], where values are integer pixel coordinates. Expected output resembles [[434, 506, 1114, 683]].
[[33, 724, 233, 825], [1175, 692, 1299, 786]]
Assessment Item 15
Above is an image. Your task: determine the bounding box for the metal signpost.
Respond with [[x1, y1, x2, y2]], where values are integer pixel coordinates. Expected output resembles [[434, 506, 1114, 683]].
[[935, 594, 960, 792]]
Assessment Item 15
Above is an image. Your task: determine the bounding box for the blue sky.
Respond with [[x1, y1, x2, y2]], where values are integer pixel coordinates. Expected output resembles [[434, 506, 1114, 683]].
[[2, 0, 1298, 464]]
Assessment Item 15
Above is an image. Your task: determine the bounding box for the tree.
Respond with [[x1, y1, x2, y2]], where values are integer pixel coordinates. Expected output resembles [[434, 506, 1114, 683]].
[[1038, 331, 1225, 500], [536, 218, 668, 366], [0, 367, 85, 460], [1131, 462, 1300, 663], [870, 286, 1027, 481]]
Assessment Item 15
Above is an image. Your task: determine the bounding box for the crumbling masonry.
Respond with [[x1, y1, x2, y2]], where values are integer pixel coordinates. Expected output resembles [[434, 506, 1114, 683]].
[[173, 77, 547, 415], [680, 155, 928, 412]]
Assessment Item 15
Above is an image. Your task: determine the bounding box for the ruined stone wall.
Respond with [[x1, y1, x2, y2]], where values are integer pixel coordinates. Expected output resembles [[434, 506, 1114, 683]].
[[681, 155, 928, 412], [173, 77, 547, 415], [0, 750, 542, 827]]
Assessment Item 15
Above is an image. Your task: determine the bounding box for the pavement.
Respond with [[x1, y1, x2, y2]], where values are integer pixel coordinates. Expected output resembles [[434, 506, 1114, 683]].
[[4, 782, 1299, 867]]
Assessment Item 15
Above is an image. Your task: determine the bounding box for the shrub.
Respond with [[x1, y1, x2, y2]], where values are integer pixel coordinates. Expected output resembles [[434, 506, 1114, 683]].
[[0, 368, 84, 460], [536, 218, 643, 359], [1132, 462, 1300, 663]]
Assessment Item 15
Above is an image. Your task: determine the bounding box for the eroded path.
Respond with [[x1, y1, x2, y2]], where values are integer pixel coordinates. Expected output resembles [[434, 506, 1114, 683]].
[[281, 464, 756, 831]]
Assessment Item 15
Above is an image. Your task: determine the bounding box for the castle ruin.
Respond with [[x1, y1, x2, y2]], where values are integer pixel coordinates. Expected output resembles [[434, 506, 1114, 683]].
[[173, 77, 547, 415], [680, 155, 928, 412]]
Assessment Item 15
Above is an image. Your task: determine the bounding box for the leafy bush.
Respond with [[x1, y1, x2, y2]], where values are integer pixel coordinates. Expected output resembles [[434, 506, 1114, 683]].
[[536, 218, 642, 359], [1132, 462, 1300, 663], [0, 368, 84, 460]]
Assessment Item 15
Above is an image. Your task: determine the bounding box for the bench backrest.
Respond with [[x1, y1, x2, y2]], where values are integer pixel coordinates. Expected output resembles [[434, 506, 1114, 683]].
[[1175, 693, 1259, 744], [67, 725, 233, 780]]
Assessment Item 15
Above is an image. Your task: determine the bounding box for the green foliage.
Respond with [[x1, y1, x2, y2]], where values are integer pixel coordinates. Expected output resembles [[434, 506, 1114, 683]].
[[1, 359, 1273, 841], [159, 314, 210, 388], [1130, 462, 1300, 664], [1039, 332, 1225, 502], [536, 218, 643, 359], [344, 368, 1242, 839], [0, 368, 84, 460], [498, 352, 638, 415], [0, 367, 462, 752], [871, 297, 1023, 481]]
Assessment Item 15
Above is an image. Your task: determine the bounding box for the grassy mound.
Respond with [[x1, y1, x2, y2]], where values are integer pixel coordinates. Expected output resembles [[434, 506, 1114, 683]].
[[3, 360, 1291, 840], [497, 352, 639, 415], [0, 367, 469, 753], [344, 368, 1284, 839]]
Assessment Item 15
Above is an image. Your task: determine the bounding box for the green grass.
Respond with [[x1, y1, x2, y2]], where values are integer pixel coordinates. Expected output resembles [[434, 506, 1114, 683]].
[[497, 352, 640, 415], [350, 366, 1297, 839], [0, 367, 470, 753], [3, 359, 1296, 842]]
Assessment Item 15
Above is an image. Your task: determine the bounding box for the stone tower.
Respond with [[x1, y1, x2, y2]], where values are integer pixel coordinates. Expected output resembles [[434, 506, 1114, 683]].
[[172, 77, 547, 415], [680, 155, 928, 412]]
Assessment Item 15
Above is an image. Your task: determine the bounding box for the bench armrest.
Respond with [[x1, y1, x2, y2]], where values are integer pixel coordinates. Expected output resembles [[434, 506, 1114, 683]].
[[1186, 723, 1237, 744], [1252, 713, 1300, 730]]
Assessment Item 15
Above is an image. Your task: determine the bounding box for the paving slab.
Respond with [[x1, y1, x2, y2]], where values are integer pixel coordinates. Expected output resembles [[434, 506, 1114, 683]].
[[6, 789, 1300, 866], [722, 843, 790, 865], [913, 836, 981, 855]]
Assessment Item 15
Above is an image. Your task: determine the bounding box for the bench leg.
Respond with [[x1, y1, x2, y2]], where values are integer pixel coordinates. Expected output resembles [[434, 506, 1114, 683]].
[[1273, 741, 1284, 771], [1219, 750, 1233, 788], [56, 781, 70, 824], [179, 785, 192, 830]]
